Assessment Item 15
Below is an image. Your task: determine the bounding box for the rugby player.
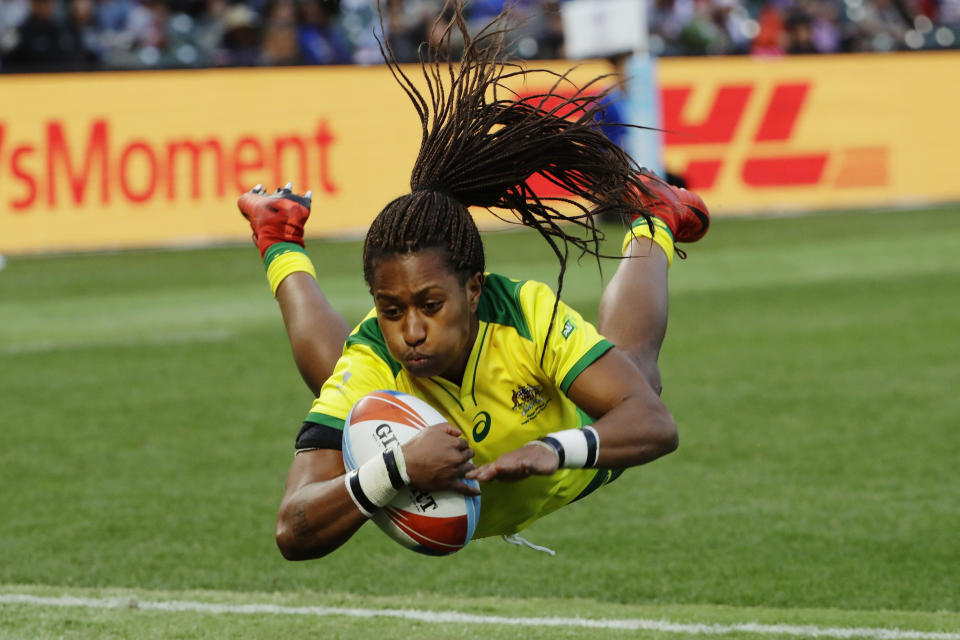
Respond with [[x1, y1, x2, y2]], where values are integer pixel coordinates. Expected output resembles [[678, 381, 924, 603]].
[[238, 3, 710, 559]]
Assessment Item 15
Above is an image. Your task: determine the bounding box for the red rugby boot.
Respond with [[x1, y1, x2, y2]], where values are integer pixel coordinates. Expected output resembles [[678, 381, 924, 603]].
[[634, 169, 710, 244], [237, 183, 313, 259]]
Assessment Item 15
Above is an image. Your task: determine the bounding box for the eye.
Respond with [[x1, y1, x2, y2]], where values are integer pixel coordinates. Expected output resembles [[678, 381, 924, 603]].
[[380, 306, 403, 320], [422, 300, 444, 314]]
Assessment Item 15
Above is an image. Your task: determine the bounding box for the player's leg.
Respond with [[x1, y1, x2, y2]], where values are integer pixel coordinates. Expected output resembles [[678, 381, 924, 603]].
[[239, 185, 351, 396], [274, 273, 351, 396], [598, 237, 669, 395], [598, 171, 710, 395]]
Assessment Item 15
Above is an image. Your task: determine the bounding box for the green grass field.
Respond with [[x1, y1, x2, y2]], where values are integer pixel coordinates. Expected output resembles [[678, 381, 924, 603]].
[[1, 206, 958, 639]]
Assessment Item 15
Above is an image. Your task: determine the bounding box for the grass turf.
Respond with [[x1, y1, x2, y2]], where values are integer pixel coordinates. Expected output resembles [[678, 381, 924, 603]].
[[1, 206, 958, 621]]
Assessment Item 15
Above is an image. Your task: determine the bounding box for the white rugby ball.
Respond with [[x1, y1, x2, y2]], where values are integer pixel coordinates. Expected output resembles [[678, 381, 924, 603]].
[[342, 390, 480, 555]]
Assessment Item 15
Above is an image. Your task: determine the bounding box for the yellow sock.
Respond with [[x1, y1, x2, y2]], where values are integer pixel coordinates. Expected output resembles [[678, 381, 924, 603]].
[[621, 217, 675, 267], [264, 242, 317, 296]]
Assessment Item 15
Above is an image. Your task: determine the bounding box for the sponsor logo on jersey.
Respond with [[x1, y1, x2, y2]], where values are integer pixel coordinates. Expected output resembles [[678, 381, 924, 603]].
[[561, 316, 576, 339], [472, 410, 492, 442], [511, 384, 549, 423]]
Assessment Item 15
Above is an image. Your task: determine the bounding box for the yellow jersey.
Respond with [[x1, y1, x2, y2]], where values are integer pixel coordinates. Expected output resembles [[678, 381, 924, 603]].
[[298, 273, 618, 538]]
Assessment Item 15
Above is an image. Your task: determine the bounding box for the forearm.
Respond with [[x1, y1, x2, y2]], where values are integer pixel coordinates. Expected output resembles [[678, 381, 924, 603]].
[[589, 393, 678, 468], [469, 392, 677, 484], [275, 475, 368, 560], [277, 426, 478, 559], [564, 350, 679, 470], [276, 273, 351, 396]]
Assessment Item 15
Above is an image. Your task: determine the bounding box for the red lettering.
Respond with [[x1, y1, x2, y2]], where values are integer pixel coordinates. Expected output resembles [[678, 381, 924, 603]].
[[166, 139, 224, 199], [3, 121, 342, 212], [525, 171, 569, 199], [662, 85, 753, 145], [314, 120, 338, 194], [742, 155, 828, 186], [11, 145, 37, 211], [232, 137, 265, 194], [119, 140, 159, 203], [754, 83, 810, 142], [273, 136, 307, 190], [682, 159, 723, 190], [46, 120, 109, 206]]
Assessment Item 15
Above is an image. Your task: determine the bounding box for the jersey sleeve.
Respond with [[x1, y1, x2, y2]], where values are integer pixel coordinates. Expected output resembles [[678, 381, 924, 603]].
[[518, 280, 614, 394], [297, 311, 399, 450]]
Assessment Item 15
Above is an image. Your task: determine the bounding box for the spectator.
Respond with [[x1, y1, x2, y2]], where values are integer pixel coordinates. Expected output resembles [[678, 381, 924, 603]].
[[854, 0, 911, 50], [750, 3, 787, 54], [66, 0, 104, 67], [4, 0, 87, 70], [193, 0, 229, 64], [297, 0, 351, 65], [260, 0, 298, 64], [807, 0, 841, 52], [649, 0, 696, 55], [382, 0, 428, 62], [216, 3, 261, 66], [0, 0, 30, 63], [538, 0, 564, 59], [338, 0, 383, 64], [785, 8, 818, 52]]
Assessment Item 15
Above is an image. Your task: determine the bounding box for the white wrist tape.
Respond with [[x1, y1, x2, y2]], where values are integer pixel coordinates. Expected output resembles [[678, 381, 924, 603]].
[[538, 426, 600, 469], [344, 446, 410, 517]]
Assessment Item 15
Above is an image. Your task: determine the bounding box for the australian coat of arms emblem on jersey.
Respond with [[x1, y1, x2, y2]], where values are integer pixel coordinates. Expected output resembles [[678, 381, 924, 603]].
[[511, 384, 548, 423]]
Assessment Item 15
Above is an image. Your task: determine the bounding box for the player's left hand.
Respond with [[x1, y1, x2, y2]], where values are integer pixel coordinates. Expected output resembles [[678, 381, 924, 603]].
[[466, 443, 559, 482]]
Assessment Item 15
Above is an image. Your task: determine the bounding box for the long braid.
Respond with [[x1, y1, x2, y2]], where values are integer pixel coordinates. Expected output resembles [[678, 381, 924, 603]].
[[364, 0, 655, 358]]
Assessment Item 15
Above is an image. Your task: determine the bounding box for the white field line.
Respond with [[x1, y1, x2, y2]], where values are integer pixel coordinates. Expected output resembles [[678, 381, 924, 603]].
[[1, 328, 236, 355], [2, 593, 958, 640]]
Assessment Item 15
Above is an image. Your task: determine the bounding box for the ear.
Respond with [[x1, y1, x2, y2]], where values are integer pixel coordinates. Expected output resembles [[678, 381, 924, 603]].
[[465, 272, 483, 313]]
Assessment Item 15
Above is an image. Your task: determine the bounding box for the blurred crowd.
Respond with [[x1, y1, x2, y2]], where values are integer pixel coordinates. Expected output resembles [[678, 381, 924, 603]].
[[0, 0, 957, 72]]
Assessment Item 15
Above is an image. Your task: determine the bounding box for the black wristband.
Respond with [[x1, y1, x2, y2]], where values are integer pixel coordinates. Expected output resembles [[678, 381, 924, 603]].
[[346, 469, 378, 516], [582, 426, 599, 468], [383, 449, 406, 490], [540, 436, 565, 468]]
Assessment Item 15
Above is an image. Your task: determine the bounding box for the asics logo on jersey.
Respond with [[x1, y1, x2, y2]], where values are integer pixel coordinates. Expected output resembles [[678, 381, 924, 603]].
[[472, 411, 492, 442]]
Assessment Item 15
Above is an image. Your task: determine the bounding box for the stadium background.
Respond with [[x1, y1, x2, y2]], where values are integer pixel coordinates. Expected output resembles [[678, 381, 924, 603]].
[[1, 1, 958, 638]]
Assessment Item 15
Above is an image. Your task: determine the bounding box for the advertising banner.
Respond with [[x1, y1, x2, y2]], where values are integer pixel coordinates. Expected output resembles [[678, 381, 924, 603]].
[[1, 53, 957, 254], [0, 62, 613, 254], [658, 52, 960, 216]]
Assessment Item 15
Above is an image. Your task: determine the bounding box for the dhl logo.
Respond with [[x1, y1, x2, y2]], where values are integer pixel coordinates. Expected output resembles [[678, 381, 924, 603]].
[[663, 81, 888, 191], [520, 79, 887, 196]]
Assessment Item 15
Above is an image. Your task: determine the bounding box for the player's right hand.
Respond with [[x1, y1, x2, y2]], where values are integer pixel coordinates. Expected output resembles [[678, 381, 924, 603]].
[[466, 442, 560, 483], [402, 423, 480, 496]]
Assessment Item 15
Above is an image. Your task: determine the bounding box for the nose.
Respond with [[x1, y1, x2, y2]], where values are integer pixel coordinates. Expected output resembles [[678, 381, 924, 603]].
[[402, 310, 426, 346]]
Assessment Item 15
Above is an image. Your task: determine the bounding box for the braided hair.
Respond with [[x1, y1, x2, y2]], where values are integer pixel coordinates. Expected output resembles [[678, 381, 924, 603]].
[[363, 1, 654, 350]]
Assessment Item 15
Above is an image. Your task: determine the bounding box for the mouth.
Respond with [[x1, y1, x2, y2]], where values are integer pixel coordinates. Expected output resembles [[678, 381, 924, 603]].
[[404, 352, 432, 371]]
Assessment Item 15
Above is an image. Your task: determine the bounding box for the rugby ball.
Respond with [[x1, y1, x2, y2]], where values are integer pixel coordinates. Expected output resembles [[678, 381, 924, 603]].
[[342, 390, 481, 556]]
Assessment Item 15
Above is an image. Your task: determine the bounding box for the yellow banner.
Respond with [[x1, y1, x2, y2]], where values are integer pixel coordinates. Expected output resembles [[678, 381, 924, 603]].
[[659, 52, 960, 215], [1, 54, 957, 254], [0, 63, 612, 254]]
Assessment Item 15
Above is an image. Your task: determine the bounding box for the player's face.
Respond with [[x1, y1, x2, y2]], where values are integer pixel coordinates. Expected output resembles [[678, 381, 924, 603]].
[[371, 249, 482, 383]]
